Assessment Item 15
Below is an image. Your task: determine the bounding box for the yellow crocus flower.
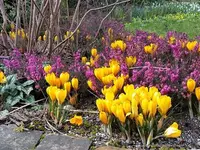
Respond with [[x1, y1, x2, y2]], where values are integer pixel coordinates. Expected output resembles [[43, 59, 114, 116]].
[[116, 104, 126, 123], [157, 95, 171, 117], [70, 115, 83, 126], [10, 22, 15, 29], [186, 41, 197, 51], [54, 77, 61, 88], [90, 57, 95, 67], [69, 94, 77, 105], [125, 56, 137, 68], [164, 122, 181, 138], [148, 99, 157, 117], [44, 65, 52, 74], [149, 86, 158, 99], [104, 100, 113, 114], [81, 57, 87, 64], [56, 89, 67, 105], [144, 43, 158, 54], [17, 30, 21, 36], [111, 85, 118, 95], [114, 76, 124, 90], [21, 30, 26, 39], [123, 100, 131, 115], [136, 113, 144, 126], [187, 78, 196, 93], [43, 34, 46, 41], [94, 54, 100, 62], [86, 35, 91, 41], [102, 75, 114, 85], [87, 80, 93, 90], [94, 68, 104, 81], [38, 36, 42, 41], [10, 32, 16, 40], [60, 72, 70, 85], [66, 31, 74, 41], [54, 36, 58, 42], [169, 36, 175, 44], [45, 73, 56, 86], [152, 91, 161, 102], [96, 99, 105, 112], [124, 84, 134, 95], [105, 91, 115, 101], [46, 86, 57, 102], [111, 64, 120, 76], [64, 82, 71, 93], [71, 78, 79, 91], [195, 87, 200, 101], [109, 59, 119, 67], [0, 71, 6, 84], [99, 112, 108, 125], [130, 99, 138, 119], [111, 40, 127, 51], [111, 103, 118, 117], [91, 48, 97, 57], [141, 99, 149, 116], [119, 93, 128, 102], [108, 28, 113, 39]]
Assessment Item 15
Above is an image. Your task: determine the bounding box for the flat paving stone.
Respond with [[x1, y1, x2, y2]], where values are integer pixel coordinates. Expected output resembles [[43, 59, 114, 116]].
[[96, 146, 132, 150], [36, 134, 92, 150], [0, 124, 43, 150]]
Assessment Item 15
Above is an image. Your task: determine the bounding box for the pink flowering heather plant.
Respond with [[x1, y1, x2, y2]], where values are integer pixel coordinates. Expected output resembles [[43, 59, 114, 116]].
[[77, 28, 200, 102], [3, 49, 65, 83]]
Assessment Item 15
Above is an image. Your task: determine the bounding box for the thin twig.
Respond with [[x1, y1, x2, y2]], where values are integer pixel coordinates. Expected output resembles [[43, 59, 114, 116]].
[[9, 98, 45, 115], [94, 0, 119, 39], [129, 66, 170, 70], [44, 115, 65, 135], [15, 0, 21, 47], [90, 0, 119, 46], [87, 89, 99, 99], [63, 108, 98, 114], [32, 0, 48, 26], [0, 55, 10, 59]]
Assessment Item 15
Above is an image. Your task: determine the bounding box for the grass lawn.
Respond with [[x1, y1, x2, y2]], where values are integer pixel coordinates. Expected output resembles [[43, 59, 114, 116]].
[[125, 13, 200, 38]]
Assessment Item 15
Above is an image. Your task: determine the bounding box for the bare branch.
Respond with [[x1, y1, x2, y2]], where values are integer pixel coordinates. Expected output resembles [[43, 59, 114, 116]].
[[15, 0, 21, 47]]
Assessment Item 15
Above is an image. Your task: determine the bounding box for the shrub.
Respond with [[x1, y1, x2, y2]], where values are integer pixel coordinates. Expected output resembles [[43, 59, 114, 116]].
[[0, 73, 35, 109]]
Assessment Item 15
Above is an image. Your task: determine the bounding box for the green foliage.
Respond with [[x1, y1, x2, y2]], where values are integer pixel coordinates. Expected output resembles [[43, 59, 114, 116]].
[[0, 74, 35, 109], [125, 13, 200, 38]]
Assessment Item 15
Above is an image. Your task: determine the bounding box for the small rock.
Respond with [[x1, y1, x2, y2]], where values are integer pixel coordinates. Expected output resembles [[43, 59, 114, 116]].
[[36, 134, 91, 150], [64, 105, 75, 110]]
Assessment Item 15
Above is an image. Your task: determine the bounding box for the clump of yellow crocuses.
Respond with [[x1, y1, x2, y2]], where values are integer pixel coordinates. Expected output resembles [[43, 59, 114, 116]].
[[96, 84, 181, 148], [81, 48, 100, 67], [44, 66, 79, 127]]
